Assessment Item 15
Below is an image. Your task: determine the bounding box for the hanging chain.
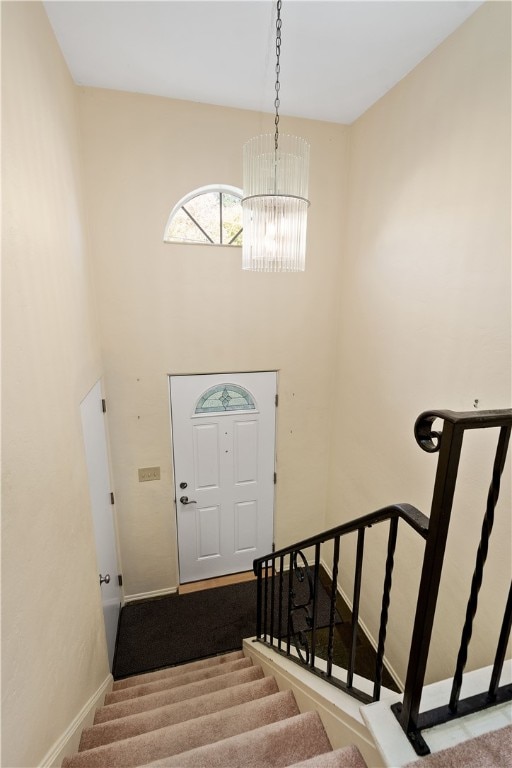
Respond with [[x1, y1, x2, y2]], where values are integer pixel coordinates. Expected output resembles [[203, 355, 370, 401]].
[[274, 0, 282, 152]]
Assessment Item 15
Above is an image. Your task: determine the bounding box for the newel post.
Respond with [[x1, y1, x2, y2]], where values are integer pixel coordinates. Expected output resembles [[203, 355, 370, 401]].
[[393, 412, 465, 753]]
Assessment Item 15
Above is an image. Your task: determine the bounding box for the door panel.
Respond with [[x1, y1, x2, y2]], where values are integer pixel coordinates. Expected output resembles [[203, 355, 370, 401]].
[[234, 420, 258, 483], [235, 500, 258, 551], [197, 506, 221, 559], [170, 372, 276, 583], [194, 424, 220, 488], [80, 380, 121, 670]]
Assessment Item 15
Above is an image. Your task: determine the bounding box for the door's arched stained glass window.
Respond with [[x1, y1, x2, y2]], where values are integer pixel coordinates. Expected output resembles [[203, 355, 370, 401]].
[[163, 185, 243, 246], [195, 384, 256, 414]]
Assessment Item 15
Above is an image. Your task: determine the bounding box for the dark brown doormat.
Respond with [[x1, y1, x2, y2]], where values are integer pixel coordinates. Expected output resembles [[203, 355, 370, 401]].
[[113, 571, 340, 679]]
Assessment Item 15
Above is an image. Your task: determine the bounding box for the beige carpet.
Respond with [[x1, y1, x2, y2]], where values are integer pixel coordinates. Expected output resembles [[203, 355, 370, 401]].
[[405, 724, 512, 768], [62, 650, 368, 768], [63, 649, 508, 767]]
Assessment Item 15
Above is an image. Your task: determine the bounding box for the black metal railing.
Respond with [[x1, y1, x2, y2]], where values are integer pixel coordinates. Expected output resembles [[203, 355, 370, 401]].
[[253, 502, 430, 704], [392, 408, 512, 755], [252, 408, 511, 754]]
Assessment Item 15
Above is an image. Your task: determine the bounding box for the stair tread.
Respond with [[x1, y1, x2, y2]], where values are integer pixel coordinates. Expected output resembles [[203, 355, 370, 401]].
[[105, 657, 252, 704], [112, 650, 245, 690], [140, 711, 333, 768], [95, 666, 264, 723], [63, 690, 300, 768], [288, 746, 368, 768], [80, 676, 279, 751]]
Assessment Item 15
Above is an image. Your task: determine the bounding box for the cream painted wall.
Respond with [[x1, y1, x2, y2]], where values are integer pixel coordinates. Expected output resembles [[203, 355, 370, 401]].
[[78, 89, 348, 598], [326, 1, 511, 685], [2, 3, 109, 765], [3, 2, 509, 764]]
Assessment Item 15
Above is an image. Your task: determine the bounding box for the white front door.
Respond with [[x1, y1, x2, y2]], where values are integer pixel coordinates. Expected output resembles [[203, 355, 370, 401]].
[[80, 379, 121, 670], [170, 372, 276, 584]]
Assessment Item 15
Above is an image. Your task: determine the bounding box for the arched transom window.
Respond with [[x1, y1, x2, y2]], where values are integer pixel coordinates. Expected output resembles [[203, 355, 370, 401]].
[[195, 384, 256, 414], [163, 185, 243, 246]]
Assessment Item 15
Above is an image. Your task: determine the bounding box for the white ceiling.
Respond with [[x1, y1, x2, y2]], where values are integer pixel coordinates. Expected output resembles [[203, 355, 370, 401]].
[[44, 0, 484, 125]]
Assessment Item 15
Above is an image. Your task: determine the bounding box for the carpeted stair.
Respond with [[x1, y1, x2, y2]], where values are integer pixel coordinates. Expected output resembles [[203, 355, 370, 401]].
[[63, 650, 368, 768]]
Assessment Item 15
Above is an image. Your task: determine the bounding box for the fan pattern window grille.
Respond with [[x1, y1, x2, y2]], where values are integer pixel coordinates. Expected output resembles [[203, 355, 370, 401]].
[[195, 384, 256, 414], [163, 185, 243, 246]]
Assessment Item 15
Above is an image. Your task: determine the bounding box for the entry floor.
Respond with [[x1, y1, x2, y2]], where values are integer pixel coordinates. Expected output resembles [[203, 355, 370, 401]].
[[115, 568, 399, 692]]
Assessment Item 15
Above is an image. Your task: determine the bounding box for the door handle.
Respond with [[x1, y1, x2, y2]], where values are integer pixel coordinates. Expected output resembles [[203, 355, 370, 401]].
[[180, 496, 197, 505], [99, 574, 111, 586]]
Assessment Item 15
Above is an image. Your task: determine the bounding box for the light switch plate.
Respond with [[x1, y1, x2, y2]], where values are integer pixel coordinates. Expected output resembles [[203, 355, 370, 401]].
[[138, 466, 160, 482]]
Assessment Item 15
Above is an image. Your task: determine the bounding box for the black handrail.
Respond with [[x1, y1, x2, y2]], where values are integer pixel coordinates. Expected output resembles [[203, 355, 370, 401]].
[[265, 503, 430, 559], [252, 408, 512, 755], [253, 502, 429, 704], [392, 408, 512, 755]]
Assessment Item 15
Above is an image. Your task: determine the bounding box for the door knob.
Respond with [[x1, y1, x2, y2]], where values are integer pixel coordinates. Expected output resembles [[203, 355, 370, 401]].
[[180, 496, 197, 505], [99, 574, 111, 585]]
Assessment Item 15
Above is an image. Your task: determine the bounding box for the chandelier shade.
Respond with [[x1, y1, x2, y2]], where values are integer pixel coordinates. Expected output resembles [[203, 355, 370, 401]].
[[242, 133, 310, 272]]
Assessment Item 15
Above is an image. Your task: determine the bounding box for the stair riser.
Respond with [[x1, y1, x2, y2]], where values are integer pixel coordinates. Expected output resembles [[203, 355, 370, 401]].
[[140, 711, 334, 768], [105, 657, 252, 704], [95, 666, 264, 724], [80, 677, 279, 751], [112, 651, 245, 691], [63, 691, 299, 768], [63, 650, 369, 768]]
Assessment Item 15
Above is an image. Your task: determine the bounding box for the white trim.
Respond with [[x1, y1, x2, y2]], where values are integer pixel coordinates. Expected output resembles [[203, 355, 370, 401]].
[[243, 638, 381, 767], [39, 674, 112, 768], [362, 660, 512, 767], [163, 184, 243, 244], [191, 409, 259, 419], [124, 586, 178, 603], [168, 184, 243, 220]]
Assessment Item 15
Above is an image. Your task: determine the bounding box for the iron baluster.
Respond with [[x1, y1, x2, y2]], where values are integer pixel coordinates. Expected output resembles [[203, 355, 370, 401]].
[[253, 502, 429, 702], [347, 528, 365, 689], [278, 554, 284, 651], [374, 516, 398, 701], [269, 557, 276, 646], [289, 550, 314, 664], [255, 560, 262, 639], [286, 553, 293, 656], [310, 543, 321, 669], [449, 425, 511, 711], [488, 581, 512, 700], [326, 536, 340, 678], [263, 559, 269, 642]]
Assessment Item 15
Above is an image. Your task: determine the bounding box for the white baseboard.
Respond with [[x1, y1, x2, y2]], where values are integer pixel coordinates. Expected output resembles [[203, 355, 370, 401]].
[[40, 674, 112, 768], [124, 586, 178, 603]]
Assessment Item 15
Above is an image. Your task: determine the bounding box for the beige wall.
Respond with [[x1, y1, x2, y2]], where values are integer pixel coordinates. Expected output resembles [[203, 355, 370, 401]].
[[78, 89, 348, 598], [2, 3, 109, 765], [326, 0, 511, 685], [2, 1, 510, 764]]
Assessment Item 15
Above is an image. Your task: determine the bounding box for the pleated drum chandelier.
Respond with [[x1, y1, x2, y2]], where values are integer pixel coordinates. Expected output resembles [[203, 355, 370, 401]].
[[242, 0, 310, 272]]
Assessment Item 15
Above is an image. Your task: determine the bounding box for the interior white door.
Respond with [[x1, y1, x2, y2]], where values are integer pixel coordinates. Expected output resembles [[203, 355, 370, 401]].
[[80, 379, 121, 670], [170, 372, 276, 583]]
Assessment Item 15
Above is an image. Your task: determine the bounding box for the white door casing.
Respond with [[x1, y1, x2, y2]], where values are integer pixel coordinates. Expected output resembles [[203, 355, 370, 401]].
[[170, 372, 277, 584], [80, 379, 121, 670]]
